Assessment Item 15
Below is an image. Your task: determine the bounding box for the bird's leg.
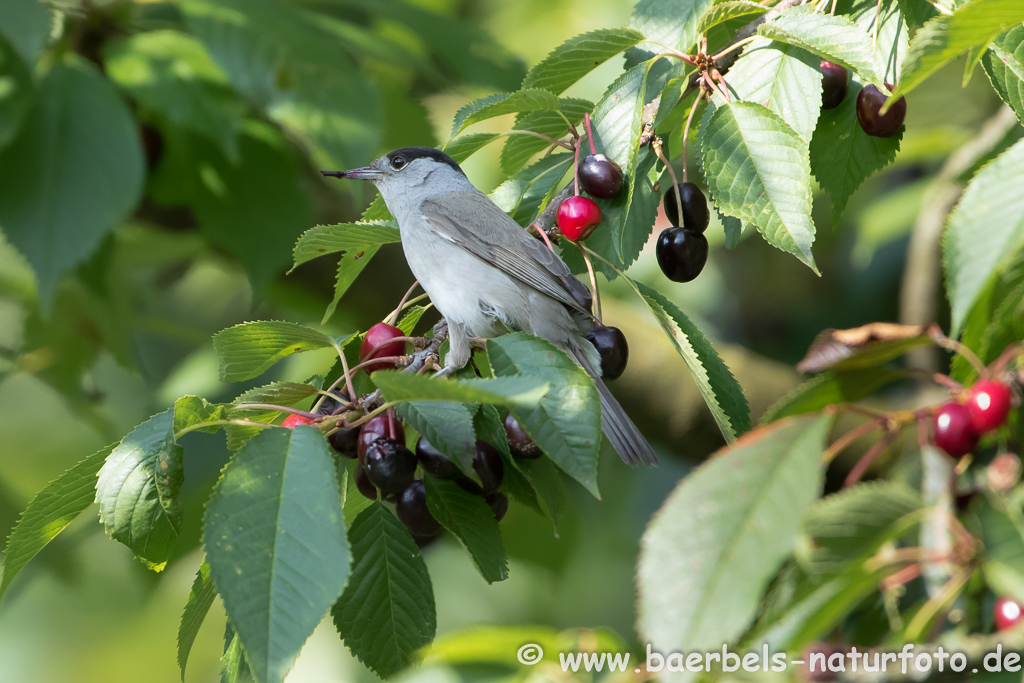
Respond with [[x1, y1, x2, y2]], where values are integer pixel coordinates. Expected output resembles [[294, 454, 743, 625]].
[[434, 319, 471, 377]]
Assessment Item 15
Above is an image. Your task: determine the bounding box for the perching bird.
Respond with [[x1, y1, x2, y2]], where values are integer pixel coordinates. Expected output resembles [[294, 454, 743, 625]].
[[323, 147, 656, 466]]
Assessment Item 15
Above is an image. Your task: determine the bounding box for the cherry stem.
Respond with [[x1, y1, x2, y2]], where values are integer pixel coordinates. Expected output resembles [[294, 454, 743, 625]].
[[844, 429, 897, 488], [577, 243, 602, 323], [348, 355, 410, 375], [702, 71, 730, 103], [389, 281, 421, 326], [583, 113, 597, 156], [652, 137, 683, 224], [503, 129, 575, 151], [821, 417, 886, 464], [234, 404, 321, 420], [174, 418, 279, 440], [930, 330, 987, 375], [535, 225, 557, 253], [327, 341, 358, 415], [711, 69, 732, 102], [573, 136, 582, 196], [711, 35, 757, 62], [645, 40, 697, 64], [681, 94, 701, 184]]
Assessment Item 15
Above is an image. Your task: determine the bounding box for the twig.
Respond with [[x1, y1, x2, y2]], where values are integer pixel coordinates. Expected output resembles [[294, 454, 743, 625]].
[[389, 281, 420, 326]]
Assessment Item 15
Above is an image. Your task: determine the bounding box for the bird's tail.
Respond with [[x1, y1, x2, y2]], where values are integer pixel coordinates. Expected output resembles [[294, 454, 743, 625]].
[[565, 341, 658, 467]]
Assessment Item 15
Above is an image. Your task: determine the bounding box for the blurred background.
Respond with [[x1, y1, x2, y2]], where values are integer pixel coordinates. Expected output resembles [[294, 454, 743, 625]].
[[0, 0, 1014, 681]]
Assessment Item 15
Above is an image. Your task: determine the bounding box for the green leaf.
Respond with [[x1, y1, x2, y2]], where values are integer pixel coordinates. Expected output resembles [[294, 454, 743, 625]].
[[761, 367, 908, 424], [486, 333, 601, 498], [892, 0, 1024, 100], [291, 221, 400, 269], [424, 476, 509, 583], [635, 281, 751, 440], [332, 502, 436, 679], [96, 410, 183, 571], [452, 89, 561, 136], [395, 401, 476, 478], [221, 623, 252, 683], [697, 1, 767, 34], [339, 461, 374, 526], [0, 59, 144, 305], [700, 101, 818, 272], [213, 320, 337, 383], [718, 38, 822, 143], [516, 456, 568, 531], [230, 382, 320, 407], [630, 0, 715, 53], [396, 305, 428, 336], [637, 414, 830, 668], [0, 0, 51, 66], [983, 24, 1024, 124], [0, 442, 114, 601], [810, 79, 903, 224], [522, 28, 646, 94], [204, 426, 348, 683], [178, 561, 217, 679], [758, 5, 885, 86], [442, 133, 501, 164], [0, 37, 32, 151], [500, 98, 592, 175], [943, 136, 1024, 333], [489, 153, 573, 226], [323, 245, 381, 325], [372, 371, 549, 406], [174, 395, 228, 434], [979, 504, 1024, 601], [104, 31, 244, 159]]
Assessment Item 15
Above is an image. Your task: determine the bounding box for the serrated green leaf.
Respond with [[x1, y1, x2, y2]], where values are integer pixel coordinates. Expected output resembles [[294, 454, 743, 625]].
[[213, 320, 336, 382], [718, 38, 822, 144], [332, 502, 435, 679], [697, 1, 767, 34], [323, 245, 380, 325], [701, 101, 818, 271], [630, 0, 715, 53], [0, 59, 144, 306], [0, 0, 51, 67], [892, 0, 1024, 99], [516, 455, 568, 532], [96, 410, 183, 571], [637, 415, 830, 673], [761, 367, 908, 424], [105, 31, 244, 159], [231, 382, 320, 408], [500, 98, 592, 175], [983, 24, 1024, 124], [292, 222, 400, 269], [0, 442, 114, 601], [522, 28, 646, 94], [442, 133, 501, 163], [635, 281, 750, 441], [178, 561, 217, 679], [396, 305, 428, 335], [424, 476, 508, 583], [758, 5, 885, 86], [943, 136, 1024, 334], [372, 371, 549, 406], [395, 401, 476, 477], [221, 622, 252, 683], [452, 89, 561, 136], [810, 79, 902, 223], [486, 333, 601, 498], [0, 37, 32, 151], [205, 426, 348, 683], [174, 395, 229, 434]]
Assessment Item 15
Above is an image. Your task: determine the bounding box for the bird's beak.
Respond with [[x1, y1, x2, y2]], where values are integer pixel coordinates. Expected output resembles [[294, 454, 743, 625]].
[[320, 167, 381, 181]]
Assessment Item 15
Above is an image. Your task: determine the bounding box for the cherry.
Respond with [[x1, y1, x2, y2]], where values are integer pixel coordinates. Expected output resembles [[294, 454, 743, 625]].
[[933, 402, 979, 458], [396, 480, 443, 538], [585, 325, 628, 380], [354, 464, 377, 500], [856, 83, 906, 138], [487, 492, 509, 522], [356, 414, 405, 460], [656, 227, 708, 282], [966, 380, 1013, 434], [663, 182, 710, 232], [504, 414, 541, 459], [281, 413, 314, 428], [578, 154, 624, 199], [994, 597, 1024, 631], [362, 437, 417, 496], [820, 60, 848, 110], [415, 436, 462, 479], [360, 323, 406, 373], [557, 196, 601, 242], [457, 440, 504, 496], [328, 426, 361, 458]]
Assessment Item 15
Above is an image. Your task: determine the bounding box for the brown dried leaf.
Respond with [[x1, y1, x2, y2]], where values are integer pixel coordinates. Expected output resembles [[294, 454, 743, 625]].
[[797, 323, 933, 373]]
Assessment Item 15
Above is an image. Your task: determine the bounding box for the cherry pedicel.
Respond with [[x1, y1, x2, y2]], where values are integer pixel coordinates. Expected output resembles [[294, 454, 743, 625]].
[[557, 196, 601, 242], [281, 413, 314, 428], [360, 322, 406, 373], [994, 597, 1024, 631], [966, 380, 1013, 434], [932, 402, 979, 458]]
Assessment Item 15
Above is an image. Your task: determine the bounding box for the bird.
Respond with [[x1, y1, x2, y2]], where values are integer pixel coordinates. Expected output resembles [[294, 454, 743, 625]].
[[322, 147, 656, 466]]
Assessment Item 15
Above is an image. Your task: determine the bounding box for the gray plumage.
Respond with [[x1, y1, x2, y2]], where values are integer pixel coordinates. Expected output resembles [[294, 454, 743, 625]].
[[325, 147, 657, 466]]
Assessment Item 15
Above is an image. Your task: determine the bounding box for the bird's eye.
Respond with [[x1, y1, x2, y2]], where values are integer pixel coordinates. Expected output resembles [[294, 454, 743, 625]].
[[391, 156, 407, 170]]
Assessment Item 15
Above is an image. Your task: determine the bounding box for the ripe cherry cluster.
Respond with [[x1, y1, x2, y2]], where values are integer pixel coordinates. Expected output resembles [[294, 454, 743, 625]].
[[932, 379, 1016, 458]]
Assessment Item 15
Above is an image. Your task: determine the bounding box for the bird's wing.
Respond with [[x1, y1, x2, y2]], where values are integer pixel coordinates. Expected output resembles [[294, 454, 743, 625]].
[[421, 192, 592, 315]]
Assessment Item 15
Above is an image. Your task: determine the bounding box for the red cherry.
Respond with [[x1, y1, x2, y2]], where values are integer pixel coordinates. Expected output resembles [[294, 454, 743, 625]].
[[933, 402, 979, 458], [282, 413, 313, 428], [556, 196, 601, 242], [994, 597, 1024, 631], [360, 323, 406, 373], [967, 380, 1013, 434]]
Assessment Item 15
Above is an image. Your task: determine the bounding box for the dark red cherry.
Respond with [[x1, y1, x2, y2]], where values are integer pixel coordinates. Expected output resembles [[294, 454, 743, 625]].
[[356, 414, 405, 460], [585, 325, 628, 380], [281, 414, 313, 428], [396, 480, 443, 538], [360, 323, 406, 373], [856, 83, 906, 138], [486, 492, 509, 522], [663, 182, 709, 232], [966, 380, 1013, 434], [328, 426, 360, 458], [820, 60, 848, 110], [503, 414, 541, 459], [578, 154, 624, 199], [656, 227, 708, 283], [415, 436, 462, 479], [354, 464, 377, 500], [557, 196, 602, 242], [362, 437, 417, 496], [456, 440, 504, 496], [933, 402, 979, 458]]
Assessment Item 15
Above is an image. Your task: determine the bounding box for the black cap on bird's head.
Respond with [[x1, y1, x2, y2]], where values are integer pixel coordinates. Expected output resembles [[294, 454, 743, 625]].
[[321, 146, 465, 181]]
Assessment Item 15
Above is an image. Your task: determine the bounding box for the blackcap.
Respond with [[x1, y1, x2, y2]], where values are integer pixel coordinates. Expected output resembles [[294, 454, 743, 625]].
[[323, 147, 656, 466]]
